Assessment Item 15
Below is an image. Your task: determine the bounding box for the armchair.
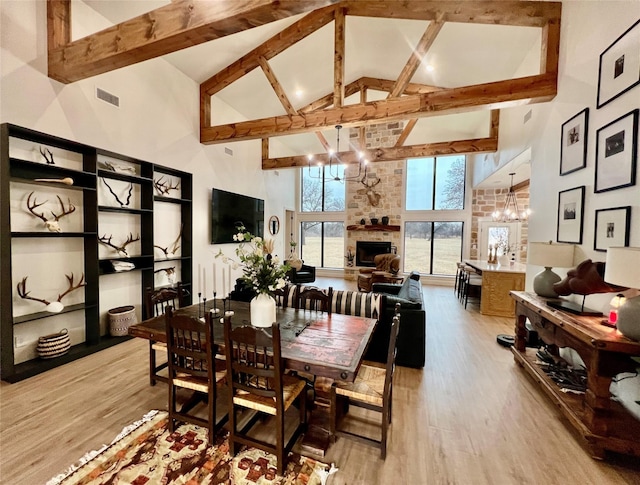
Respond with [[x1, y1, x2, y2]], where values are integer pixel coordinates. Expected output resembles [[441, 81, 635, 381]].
[[287, 263, 316, 284], [357, 253, 401, 292]]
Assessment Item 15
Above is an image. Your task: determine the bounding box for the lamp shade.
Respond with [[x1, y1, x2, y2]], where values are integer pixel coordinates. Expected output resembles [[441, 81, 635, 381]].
[[604, 247, 640, 288], [528, 242, 574, 268]]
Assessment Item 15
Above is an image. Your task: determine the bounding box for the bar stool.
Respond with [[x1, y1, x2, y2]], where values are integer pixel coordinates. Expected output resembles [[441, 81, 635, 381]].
[[454, 262, 465, 295], [462, 268, 482, 309]]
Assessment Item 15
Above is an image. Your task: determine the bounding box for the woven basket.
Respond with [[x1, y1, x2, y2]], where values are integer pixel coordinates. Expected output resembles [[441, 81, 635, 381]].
[[37, 328, 70, 359], [108, 305, 136, 336]]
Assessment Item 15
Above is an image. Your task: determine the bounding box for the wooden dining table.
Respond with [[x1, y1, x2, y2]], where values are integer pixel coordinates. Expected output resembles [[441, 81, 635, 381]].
[[129, 298, 378, 456], [128, 298, 378, 383]]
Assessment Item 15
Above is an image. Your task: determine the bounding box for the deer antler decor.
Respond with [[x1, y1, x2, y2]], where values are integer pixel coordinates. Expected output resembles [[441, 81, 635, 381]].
[[154, 224, 183, 259], [17, 273, 87, 313], [153, 176, 180, 196], [98, 233, 140, 256], [101, 178, 133, 207], [100, 160, 136, 174], [39, 146, 55, 164], [154, 267, 176, 284], [26, 192, 76, 232], [360, 174, 382, 207]]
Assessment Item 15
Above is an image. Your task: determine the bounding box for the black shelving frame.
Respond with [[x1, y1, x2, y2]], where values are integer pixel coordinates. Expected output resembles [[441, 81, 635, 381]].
[[1, 123, 192, 382]]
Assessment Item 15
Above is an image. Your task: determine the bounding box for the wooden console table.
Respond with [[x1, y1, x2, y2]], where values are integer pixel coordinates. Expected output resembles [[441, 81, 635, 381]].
[[510, 291, 640, 459]]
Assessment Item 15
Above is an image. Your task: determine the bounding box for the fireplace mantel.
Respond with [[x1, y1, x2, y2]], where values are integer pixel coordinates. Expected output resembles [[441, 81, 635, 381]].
[[347, 224, 400, 232]]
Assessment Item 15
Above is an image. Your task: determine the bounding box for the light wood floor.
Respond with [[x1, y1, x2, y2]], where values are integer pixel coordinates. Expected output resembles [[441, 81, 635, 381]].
[[1, 280, 639, 484]]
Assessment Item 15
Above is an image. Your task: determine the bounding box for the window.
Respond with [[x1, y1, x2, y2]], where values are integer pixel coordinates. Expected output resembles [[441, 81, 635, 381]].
[[404, 155, 466, 277], [300, 221, 344, 269], [406, 155, 465, 210], [301, 168, 345, 212], [404, 222, 463, 276], [299, 170, 346, 269]]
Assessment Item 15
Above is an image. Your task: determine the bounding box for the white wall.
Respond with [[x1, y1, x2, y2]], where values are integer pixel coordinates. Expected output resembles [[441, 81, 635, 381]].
[[1, 0, 295, 358], [489, 1, 640, 409]]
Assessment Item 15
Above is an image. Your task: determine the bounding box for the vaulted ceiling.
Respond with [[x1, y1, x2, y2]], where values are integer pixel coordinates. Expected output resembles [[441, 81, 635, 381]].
[[47, 1, 561, 182]]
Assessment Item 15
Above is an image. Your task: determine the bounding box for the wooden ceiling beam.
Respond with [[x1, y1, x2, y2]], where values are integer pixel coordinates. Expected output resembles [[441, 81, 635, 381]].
[[47, 1, 70, 50], [258, 56, 297, 115], [395, 119, 417, 147], [388, 16, 444, 98], [48, 0, 338, 84], [200, 5, 337, 97], [202, 73, 556, 143], [342, 1, 561, 27], [334, 8, 346, 108], [264, 104, 499, 168], [263, 136, 498, 169]]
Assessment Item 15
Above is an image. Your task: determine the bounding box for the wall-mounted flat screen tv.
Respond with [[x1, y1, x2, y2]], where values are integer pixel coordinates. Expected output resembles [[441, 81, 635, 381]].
[[211, 188, 264, 244]]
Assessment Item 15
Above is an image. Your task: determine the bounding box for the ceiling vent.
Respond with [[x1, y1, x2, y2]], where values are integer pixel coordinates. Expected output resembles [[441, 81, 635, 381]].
[[224, 147, 233, 156], [96, 87, 119, 107], [524, 109, 532, 124]]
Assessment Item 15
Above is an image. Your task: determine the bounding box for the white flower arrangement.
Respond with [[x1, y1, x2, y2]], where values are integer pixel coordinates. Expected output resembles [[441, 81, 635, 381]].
[[216, 225, 290, 295]]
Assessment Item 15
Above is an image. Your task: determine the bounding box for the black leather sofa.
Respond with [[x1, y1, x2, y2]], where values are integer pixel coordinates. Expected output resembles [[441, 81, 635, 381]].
[[369, 271, 426, 368]]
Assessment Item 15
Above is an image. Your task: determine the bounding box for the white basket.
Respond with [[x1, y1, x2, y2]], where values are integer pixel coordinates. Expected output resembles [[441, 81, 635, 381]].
[[108, 305, 136, 337], [37, 328, 70, 359]]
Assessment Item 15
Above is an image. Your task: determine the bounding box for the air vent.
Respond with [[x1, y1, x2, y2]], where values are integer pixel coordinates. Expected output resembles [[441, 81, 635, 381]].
[[96, 87, 119, 107], [224, 147, 233, 156], [524, 109, 532, 124]]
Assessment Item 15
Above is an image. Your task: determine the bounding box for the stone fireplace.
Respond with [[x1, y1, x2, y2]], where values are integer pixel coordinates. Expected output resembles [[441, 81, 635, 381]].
[[344, 122, 404, 278], [356, 241, 392, 267]]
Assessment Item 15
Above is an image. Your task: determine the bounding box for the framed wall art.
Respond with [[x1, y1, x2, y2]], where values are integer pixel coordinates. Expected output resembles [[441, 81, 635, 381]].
[[557, 185, 585, 244], [595, 109, 638, 193], [594, 206, 631, 252], [560, 108, 589, 175], [597, 19, 640, 108]]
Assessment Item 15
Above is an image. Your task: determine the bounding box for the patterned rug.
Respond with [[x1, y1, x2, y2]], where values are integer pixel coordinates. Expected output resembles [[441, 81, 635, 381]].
[[46, 410, 336, 485]]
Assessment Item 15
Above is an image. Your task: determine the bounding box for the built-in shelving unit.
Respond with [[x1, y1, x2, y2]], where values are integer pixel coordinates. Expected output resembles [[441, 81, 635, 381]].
[[0, 123, 192, 382]]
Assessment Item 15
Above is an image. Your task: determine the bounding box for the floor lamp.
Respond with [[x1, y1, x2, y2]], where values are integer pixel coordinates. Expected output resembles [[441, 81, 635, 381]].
[[528, 241, 575, 298], [604, 247, 640, 341]]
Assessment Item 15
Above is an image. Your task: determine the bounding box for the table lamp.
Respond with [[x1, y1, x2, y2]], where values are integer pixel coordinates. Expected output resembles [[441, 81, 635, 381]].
[[604, 247, 640, 341], [528, 241, 575, 297]]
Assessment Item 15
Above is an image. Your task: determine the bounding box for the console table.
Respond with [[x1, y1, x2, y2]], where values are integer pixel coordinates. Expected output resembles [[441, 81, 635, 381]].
[[510, 291, 640, 459]]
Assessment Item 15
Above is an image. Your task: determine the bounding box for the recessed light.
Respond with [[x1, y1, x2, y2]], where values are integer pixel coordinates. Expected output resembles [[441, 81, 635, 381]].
[[425, 64, 435, 73], [295, 90, 304, 98]]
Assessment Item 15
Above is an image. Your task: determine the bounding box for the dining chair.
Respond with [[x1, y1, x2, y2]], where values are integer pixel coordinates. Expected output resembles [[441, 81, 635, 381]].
[[165, 306, 227, 445], [295, 285, 333, 313], [144, 283, 188, 386], [222, 316, 307, 474], [273, 284, 290, 308], [330, 308, 400, 459]]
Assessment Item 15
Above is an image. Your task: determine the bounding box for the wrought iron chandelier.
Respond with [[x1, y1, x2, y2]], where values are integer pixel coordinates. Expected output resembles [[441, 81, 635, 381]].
[[492, 173, 529, 222], [307, 125, 368, 183]]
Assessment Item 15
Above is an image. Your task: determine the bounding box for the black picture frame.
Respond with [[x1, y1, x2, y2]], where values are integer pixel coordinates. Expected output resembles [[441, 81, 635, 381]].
[[597, 19, 640, 108], [560, 108, 589, 175], [594, 206, 631, 252], [557, 186, 585, 244], [595, 109, 638, 193]]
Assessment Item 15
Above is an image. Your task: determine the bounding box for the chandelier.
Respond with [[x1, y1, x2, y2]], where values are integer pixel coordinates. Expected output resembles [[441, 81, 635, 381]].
[[307, 125, 368, 183], [492, 173, 529, 222]]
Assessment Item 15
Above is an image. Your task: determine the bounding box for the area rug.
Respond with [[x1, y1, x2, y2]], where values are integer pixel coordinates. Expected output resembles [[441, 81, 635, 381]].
[[46, 410, 336, 485]]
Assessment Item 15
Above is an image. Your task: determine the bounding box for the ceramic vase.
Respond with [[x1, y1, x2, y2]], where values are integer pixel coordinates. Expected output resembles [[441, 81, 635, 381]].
[[250, 293, 276, 328], [498, 254, 510, 265], [616, 296, 640, 341]]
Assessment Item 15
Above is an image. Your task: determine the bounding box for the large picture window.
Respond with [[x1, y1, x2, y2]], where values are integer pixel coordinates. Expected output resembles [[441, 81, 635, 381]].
[[406, 155, 465, 211], [404, 221, 463, 276], [301, 168, 345, 212], [300, 221, 345, 268]]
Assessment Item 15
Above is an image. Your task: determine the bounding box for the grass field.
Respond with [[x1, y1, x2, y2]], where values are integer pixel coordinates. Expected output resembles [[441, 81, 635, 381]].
[[300, 236, 462, 275]]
